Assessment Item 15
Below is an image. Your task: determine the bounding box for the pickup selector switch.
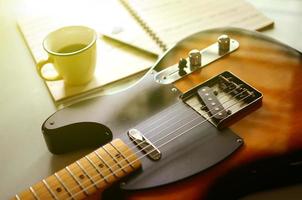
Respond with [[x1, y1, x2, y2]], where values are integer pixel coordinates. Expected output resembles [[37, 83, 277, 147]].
[[178, 58, 187, 76]]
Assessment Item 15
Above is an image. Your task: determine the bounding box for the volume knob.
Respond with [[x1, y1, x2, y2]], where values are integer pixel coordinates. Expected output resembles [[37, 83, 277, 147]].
[[189, 49, 202, 69], [218, 34, 230, 55]]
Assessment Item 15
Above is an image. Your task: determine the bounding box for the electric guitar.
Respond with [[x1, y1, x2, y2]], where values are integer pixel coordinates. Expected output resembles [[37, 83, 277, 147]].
[[12, 27, 302, 200]]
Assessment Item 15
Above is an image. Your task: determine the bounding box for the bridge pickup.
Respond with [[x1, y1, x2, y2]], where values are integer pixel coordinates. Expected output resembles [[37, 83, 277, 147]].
[[128, 129, 161, 161], [181, 71, 262, 129], [197, 86, 228, 121]]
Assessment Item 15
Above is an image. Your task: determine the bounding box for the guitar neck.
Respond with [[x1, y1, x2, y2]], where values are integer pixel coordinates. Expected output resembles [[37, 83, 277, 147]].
[[13, 139, 141, 200]]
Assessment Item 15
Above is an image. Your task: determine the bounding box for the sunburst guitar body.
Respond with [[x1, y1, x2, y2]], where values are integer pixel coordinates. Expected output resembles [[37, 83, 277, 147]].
[[13, 28, 302, 200]]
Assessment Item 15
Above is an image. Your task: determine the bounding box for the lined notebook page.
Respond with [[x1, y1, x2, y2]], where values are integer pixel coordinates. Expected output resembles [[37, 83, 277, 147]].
[[117, 0, 273, 51], [17, 0, 157, 103]]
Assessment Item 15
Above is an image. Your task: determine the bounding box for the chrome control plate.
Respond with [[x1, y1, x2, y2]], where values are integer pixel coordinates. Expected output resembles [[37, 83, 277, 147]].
[[154, 37, 239, 84]]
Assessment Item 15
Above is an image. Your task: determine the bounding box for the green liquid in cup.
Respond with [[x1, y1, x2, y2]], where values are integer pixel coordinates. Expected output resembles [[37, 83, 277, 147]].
[[58, 44, 87, 53]]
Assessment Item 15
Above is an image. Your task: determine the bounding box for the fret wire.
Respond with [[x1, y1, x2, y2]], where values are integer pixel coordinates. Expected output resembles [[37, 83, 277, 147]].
[[85, 156, 110, 184], [65, 93, 234, 198], [68, 90, 238, 197], [15, 194, 21, 200], [110, 142, 135, 169], [59, 89, 249, 199], [103, 144, 127, 173], [42, 179, 59, 200], [12, 86, 249, 200], [65, 166, 89, 196], [54, 173, 74, 200], [94, 150, 118, 178], [29, 186, 40, 200], [76, 161, 99, 190]]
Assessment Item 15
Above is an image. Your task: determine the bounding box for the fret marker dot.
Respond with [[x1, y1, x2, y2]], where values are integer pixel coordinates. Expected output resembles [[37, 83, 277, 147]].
[[56, 187, 62, 193], [115, 153, 121, 159], [99, 163, 104, 168], [79, 174, 85, 179]]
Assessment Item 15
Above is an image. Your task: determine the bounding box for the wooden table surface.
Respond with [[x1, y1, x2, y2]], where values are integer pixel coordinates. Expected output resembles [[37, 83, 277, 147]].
[[0, 0, 301, 199]]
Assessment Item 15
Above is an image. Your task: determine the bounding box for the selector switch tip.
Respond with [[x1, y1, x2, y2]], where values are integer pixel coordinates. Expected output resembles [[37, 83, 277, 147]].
[[178, 58, 188, 76], [178, 58, 187, 68]]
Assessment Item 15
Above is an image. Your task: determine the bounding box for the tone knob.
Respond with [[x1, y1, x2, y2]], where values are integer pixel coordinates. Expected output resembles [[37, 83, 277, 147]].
[[189, 49, 202, 69], [218, 34, 230, 54]]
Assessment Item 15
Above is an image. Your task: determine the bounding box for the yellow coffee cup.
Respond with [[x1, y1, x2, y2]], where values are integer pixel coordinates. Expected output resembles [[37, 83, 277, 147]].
[[37, 26, 97, 85]]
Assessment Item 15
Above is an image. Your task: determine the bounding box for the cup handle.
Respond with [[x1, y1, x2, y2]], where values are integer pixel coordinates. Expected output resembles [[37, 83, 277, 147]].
[[36, 57, 62, 81]]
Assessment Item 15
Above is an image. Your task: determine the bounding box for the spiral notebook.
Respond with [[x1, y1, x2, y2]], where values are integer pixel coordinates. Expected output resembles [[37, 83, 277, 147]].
[[103, 0, 273, 55]]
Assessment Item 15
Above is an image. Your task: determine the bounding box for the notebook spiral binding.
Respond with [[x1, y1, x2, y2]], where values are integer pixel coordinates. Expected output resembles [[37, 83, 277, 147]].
[[119, 0, 168, 51]]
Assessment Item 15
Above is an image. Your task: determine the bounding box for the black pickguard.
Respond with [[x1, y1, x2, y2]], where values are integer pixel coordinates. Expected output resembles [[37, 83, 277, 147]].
[[42, 69, 242, 190]]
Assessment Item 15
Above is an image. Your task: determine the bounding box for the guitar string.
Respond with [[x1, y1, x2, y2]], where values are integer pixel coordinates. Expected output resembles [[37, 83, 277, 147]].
[[30, 105, 206, 199], [121, 92, 230, 148], [32, 87, 245, 199], [32, 86, 246, 200], [64, 90, 252, 200], [126, 88, 248, 158], [135, 92, 230, 137], [120, 85, 241, 150], [130, 101, 181, 131], [33, 88, 249, 200], [115, 81, 242, 146], [84, 86, 237, 170]]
